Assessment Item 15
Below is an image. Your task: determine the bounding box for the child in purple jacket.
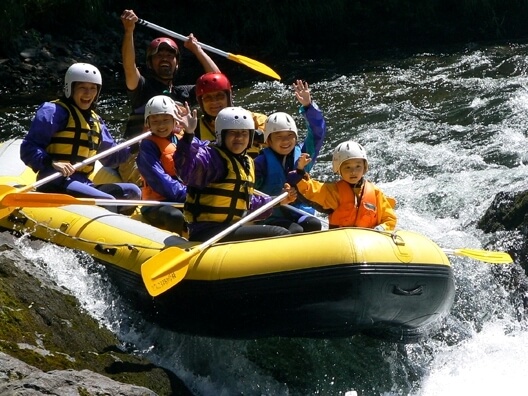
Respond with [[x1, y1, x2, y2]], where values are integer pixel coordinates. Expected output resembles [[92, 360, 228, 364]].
[[174, 106, 296, 242]]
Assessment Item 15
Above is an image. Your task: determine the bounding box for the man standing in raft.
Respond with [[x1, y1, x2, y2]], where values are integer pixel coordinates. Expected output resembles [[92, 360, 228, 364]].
[[119, 9, 220, 184]]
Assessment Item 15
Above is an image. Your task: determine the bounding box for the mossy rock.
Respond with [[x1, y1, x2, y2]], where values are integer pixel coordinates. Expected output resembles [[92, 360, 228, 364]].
[[0, 235, 191, 395], [478, 190, 528, 232]]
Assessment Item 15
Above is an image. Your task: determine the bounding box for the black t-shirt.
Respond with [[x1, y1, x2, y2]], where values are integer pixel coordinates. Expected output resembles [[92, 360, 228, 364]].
[[123, 74, 198, 139]]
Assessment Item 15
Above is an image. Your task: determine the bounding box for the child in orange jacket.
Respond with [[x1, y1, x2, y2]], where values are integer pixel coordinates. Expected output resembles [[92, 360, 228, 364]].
[[287, 140, 397, 231]]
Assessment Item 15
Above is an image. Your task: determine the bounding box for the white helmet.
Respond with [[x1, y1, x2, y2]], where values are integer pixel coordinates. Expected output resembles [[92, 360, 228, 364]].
[[64, 63, 102, 99], [263, 112, 298, 141], [144, 95, 178, 125], [332, 141, 369, 174], [215, 107, 254, 147]]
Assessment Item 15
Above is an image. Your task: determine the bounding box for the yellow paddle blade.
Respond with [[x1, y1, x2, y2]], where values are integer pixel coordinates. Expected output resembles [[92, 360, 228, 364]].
[[141, 247, 195, 297], [443, 248, 513, 264], [227, 53, 281, 80], [0, 185, 18, 218]]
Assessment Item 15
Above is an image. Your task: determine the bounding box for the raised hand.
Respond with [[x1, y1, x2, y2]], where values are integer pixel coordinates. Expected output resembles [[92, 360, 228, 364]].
[[174, 102, 198, 134], [120, 9, 138, 31], [293, 80, 311, 107], [296, 152, 312, 171], [184, 33, 201, 54]]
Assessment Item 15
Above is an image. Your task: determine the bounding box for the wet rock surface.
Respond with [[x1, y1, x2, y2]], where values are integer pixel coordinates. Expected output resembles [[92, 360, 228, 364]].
[[0, 232, 192, 395], [0, 23, 212, 101], [0, 352, 157, 396], [478, 190, 528, 267]]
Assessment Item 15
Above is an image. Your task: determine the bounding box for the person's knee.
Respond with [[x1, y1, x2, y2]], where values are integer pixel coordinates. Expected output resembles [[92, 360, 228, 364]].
[[125, 184, 141, 200], [299, 217, 322, 232], [117, 184, 140, 215], [162, 207, 185, 234], [288, 222, 304, 234], [268, 225, 291, 236]]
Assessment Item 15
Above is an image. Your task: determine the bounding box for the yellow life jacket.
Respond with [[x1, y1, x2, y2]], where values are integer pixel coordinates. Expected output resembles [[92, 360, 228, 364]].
[[141, 134, 177, 201], [184, 147, 255, 223], [197, 117, 216, 142], [197, 113, 266, 158], [46, 100, 101, 174]]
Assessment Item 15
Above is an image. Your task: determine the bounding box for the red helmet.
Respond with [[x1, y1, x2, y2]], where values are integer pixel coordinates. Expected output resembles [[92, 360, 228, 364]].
[[146, 37, 180, 63], [195, 72, 232, 98]]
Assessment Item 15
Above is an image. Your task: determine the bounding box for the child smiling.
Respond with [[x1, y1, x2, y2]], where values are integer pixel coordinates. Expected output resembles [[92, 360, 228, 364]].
[[288, 140, 397, 231]]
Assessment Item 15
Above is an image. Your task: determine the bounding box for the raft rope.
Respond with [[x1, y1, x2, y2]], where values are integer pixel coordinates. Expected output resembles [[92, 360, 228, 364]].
[[9, 209, 406, 252], [11, 208, 164, 252]]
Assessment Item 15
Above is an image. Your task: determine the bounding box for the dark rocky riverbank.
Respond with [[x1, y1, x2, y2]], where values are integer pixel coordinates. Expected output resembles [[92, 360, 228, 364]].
[[0, 22, 232, 102], [478, 190, 528, 268], [0, 26, 124, 99]]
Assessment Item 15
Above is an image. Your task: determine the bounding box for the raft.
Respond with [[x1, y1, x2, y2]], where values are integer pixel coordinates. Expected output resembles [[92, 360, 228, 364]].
[[0, 138, 455, 342]]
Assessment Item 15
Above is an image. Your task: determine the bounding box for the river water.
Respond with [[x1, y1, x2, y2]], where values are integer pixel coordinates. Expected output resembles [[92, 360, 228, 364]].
[[2, 41, 528, 395]]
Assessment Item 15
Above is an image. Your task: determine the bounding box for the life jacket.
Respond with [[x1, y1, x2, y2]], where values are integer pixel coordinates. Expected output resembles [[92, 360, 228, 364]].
[[141, 134, 177, 201], [196, 117, 216, 142], [329, 180, 378, 228], [196, 114, 265, 158], [260, 146, 315, 217], [46, 100, 101, 175], [184, 147, 255, 223]]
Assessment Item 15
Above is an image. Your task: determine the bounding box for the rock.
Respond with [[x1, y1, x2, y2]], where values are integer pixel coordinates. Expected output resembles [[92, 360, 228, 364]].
[[0, 27, 125, 97], [478, 189, 528, 268], [0, 232, 191, 395], [0, 352, 157, 395], [477, 191, 528, 315], [478, 191, 528, 232], [19, 48, 39, 59], [40, 48, 53, 60]]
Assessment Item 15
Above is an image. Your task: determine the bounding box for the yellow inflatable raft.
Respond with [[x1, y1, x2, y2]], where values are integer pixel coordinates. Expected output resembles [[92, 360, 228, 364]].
[[0, 139, 455, 342]]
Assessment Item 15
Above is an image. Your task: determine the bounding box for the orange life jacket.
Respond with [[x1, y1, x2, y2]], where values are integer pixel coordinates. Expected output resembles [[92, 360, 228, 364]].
[[329, 180, 378, 228], [141, 134, 177, 201]]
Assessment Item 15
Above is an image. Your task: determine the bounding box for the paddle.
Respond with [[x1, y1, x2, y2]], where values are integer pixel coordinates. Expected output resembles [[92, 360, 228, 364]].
[[442, 248, 512, 264], [0, 131, 152, 218], [141, 191, 289, 297], [254, 189, 310, 218], [1, 192, 183, 208], [137, 19, 281, 81]]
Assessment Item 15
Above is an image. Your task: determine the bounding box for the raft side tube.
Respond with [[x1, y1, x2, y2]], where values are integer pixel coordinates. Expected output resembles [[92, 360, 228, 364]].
[[186, 228, 451, 281]]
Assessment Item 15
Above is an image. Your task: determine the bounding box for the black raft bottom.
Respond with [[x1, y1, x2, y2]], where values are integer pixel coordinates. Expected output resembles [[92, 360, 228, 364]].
[[104, 262, 455, 342]]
